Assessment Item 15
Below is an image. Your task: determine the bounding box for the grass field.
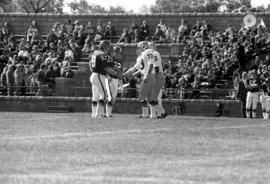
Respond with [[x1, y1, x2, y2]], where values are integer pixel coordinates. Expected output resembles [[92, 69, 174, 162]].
[[0, 112, 269, 184]]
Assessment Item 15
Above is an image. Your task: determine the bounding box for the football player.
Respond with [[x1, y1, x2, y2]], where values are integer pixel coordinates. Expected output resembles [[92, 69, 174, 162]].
[[246, 66, 260, 118], [105, 46, 123, 117], [141, 42, 165, 119], [147, 42, 167, 118], [89, 40, 123, 118], [260, 83, 269, 119], [124, 41, 151, 118]]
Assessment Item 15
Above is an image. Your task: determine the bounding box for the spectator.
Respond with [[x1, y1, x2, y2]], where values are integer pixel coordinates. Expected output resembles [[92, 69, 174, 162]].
[[45, 65, 56, 96], [36, 64, 47, 96], [140, 20, 150, 41], [47, 29, 58, 45], [44, 52, 55, 67], [0, 66, 7, 95], [157, 19, 167, 33], [31, 45, 41, 59], [52, 22, 62, 37], [72, 42, 82, 62], [14, 64, 25, 96], [64, 44, 74, 61], [177, 19, 188, 43], [61, 65, 74, 78], [6, 64, 15, 96], [190, 20, 201, 37], [165, 25, 176, 43], [236, 71, 248, 118], [65, 19, 74, 37], [82, 34, 93, 53], [84, 21, 95, 38], [53, 62, 61, 77], [94, 20, 104, 42], [18, 45, 30, 63], [56, 40, 66, 62], [130, 22, 140, 32], [26, 20, 39, 42], [104, 21, 116, 40], [1, 22, 11, 42], [154, 26, 165, 42], [117, 28, 131, 43]]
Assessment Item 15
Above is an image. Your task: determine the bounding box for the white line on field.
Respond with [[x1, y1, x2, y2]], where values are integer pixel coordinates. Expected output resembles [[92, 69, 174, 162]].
[[0, 128, 172, 141], [75, 152, 260, 174], [1, 117, 64, 122], [197, 124, 270, 130], [0, 173, 187, 184]]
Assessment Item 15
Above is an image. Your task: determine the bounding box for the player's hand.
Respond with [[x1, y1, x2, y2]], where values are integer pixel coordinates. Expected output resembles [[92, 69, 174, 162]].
[[123, 73, 133, 80], [117, 73, 124, 79]]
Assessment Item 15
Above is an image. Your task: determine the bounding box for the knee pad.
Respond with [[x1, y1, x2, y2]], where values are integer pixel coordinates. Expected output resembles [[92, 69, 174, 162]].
[[262, 108, 266, 113], [106, 101, 113, 106], [98, 99, 105, 105], [140, 100, 148, 107], [149, 101, 158, 106], [91, 101, 97, 106]]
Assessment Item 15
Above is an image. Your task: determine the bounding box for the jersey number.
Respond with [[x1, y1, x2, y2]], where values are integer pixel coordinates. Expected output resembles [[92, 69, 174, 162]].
[[90, 55, 96, 68], [147, 54, 158, 61]]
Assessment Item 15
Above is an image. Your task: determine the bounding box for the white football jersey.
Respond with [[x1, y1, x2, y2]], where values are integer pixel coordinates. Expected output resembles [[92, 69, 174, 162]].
[[141, 49, 163, 74], [132, 54, 149, 76]]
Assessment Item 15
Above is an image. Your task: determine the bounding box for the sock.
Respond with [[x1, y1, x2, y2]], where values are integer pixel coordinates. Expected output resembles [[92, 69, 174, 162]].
[[246, 110, 250, 118], [150, 106, 157, 119], [156, 106, 161, 117], [141, 107, 149, 118], [265, 112, 269, 119], [91, 101, 97, 118], [92, 105, 97, 117], [96, 102, 104, 117], [252, 110, 256, 118], [106, 104, 112, 117]]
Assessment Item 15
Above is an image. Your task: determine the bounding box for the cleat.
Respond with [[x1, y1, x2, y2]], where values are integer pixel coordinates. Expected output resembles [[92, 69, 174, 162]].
[[137, 115, 149, 119], [160, 112, 168, 119]]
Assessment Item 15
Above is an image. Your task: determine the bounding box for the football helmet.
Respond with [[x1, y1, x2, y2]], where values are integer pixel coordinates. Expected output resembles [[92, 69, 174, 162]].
[[148, 41, 156, 50], [98, 40, 112, 54], [136, 41, 148, 55]]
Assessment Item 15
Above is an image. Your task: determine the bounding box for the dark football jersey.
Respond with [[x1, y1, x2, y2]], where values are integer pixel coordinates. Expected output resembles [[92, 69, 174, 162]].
[[107, 57, 123, 78], [246, 72, 260, 92], [90, 51, 114, 75]]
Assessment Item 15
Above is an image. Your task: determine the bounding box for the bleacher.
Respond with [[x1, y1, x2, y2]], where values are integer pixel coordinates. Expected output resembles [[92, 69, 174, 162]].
[[7, 33, 237, 99]]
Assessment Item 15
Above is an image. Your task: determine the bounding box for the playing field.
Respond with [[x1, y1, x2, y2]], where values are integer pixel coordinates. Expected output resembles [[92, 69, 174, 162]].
[[0, 112, 269, 184]]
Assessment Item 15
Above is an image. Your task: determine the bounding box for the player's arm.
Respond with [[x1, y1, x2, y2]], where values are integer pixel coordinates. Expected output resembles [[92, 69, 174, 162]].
[[132, 69, 142, 77], [89, 55, 95, 72], [105, 67, 123, 79], [125, 57, 143, 75]]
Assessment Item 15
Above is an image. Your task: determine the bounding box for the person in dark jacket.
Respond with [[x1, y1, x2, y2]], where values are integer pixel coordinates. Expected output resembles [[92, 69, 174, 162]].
[[236, 71, 248, 118], [0, 66, 7, 95], [36, 64, 47, 96], [45, 65, 56, 96], [6, 64, 15, 96]]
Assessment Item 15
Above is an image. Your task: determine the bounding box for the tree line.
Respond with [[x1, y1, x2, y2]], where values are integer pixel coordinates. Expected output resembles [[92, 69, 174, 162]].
[[0, 0, 269, 14]]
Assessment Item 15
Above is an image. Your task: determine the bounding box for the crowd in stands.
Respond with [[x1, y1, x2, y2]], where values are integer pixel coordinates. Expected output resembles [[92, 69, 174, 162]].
[[0, 17, 269, 99], [160, 20, 270, 99]]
